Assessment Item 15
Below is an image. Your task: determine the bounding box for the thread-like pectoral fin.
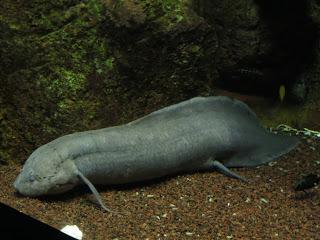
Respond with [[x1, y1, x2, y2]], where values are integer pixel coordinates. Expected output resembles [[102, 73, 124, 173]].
[[76, 169, 121, 214], [212, 160, 248, 183]]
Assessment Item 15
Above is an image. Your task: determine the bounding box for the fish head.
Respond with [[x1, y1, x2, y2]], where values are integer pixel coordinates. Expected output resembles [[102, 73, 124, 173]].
[[13, 143, 79, 196]]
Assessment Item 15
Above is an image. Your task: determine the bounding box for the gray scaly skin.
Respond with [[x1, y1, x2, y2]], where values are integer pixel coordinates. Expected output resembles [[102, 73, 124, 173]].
[[14, 96, 299, 212]]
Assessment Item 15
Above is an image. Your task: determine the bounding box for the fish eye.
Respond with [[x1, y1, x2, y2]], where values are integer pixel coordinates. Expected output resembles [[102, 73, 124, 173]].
[[28, 174, 41, 183], [28, 175, 36, 182]]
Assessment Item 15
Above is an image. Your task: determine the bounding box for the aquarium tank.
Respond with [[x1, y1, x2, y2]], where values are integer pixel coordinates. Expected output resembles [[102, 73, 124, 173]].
[[1, 0, 320, 239]]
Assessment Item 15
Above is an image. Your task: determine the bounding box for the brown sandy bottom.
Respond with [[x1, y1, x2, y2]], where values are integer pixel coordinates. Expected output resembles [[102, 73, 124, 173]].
[[1, 137, 320, 240]]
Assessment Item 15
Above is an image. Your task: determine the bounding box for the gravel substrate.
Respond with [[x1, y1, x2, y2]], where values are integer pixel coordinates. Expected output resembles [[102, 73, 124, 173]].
[[1, 137, 319, 239]]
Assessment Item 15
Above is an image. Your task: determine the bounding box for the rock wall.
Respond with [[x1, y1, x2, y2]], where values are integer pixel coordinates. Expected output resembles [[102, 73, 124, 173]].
[[0, 0, 319, 163]]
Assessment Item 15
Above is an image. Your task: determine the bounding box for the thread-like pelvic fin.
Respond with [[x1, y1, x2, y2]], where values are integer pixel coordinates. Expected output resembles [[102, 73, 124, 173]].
[[212, 160, 248, 183], [76, 169, 120, 214]]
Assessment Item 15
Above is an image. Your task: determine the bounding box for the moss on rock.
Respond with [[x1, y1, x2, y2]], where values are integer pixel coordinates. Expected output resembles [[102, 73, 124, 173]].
[[0, 0, 116, 163]]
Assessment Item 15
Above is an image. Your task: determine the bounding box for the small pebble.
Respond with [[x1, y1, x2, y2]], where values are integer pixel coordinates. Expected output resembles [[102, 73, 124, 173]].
[[278, 167, 289, 173], [207, 195, 214, 202], [268, 161, 277, 166]]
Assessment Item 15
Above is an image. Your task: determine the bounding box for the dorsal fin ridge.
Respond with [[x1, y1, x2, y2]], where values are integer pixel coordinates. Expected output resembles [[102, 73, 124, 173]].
[[128, 96, 258, 125], [219, 96, 258, 120]]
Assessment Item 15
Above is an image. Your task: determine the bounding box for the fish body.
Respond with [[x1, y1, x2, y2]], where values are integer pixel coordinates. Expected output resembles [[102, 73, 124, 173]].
[[14, 96, 299, 211]]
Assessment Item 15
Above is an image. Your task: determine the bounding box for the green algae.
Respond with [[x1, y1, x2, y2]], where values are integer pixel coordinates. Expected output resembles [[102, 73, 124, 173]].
[[0, 0, 116, 163], [140, 0, 186, 28], [45, 68, 86, 98]]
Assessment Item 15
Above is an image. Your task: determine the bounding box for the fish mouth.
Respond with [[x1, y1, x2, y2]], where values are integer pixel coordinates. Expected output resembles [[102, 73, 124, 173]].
[[13, 175, 39, 197], [13, 175, 22, 193], [13, 182, 31, 196]]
